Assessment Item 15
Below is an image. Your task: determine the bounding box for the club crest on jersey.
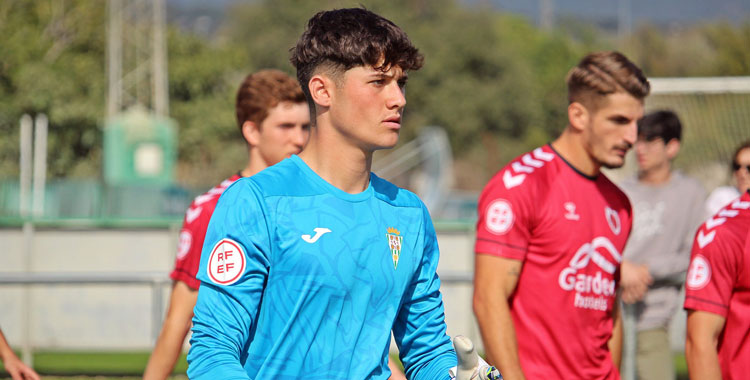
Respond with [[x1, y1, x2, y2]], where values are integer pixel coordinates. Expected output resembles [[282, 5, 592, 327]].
[[176, 230, 192, 260], [386, 227, 403, 270], [486, 199, 514, 235], [686, 255, 711, 290], [605, 206, 621, 235]]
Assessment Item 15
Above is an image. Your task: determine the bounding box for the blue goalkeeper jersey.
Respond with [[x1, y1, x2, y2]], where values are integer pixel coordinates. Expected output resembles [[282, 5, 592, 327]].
[[187, 155, 456, 380]]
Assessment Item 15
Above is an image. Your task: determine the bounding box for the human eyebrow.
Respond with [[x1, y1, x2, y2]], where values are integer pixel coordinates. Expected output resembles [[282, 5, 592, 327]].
[[397, 73, 409, 87], [608, 115, 631, 124]]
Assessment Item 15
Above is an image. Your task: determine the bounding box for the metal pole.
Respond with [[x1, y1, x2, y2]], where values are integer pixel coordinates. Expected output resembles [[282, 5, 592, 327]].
[[539, 0, 554, 30], [151, 281, 164, 345], [622, 302, 637, 380], [107, 0, 123, 119], [32, 114, 48, 217], [19, 115, 32, 216], [618, 0, 632, 43], [152, 0, 168, 117], [19, 114, 34, 367], [21, 222, 34, 368]]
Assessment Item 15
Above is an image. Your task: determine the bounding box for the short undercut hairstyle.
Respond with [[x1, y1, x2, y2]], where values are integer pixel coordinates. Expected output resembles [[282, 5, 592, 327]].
[[567, 51, 650, 111], [638, 110, 682, 143], [290, 8, 424, 115], [235, 69, 306, 131]]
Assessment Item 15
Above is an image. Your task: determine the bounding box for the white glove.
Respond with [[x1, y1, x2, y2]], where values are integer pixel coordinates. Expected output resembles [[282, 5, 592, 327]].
[[449, 335, 502, 380]]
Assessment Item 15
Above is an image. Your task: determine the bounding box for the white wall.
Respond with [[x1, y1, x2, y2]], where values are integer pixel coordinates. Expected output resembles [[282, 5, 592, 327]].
[[0, 225, 480, 351]]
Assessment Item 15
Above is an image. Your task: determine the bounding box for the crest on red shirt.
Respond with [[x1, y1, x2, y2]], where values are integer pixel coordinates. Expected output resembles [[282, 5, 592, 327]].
[[686, 255, 711, 290], [176, 230, 192, 260], [605, 207, 621, 235], [486, 199, 514, 235]]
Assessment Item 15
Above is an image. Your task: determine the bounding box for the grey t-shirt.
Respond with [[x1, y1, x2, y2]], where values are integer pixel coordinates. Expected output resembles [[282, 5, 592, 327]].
[[620, 171, 706, 330]]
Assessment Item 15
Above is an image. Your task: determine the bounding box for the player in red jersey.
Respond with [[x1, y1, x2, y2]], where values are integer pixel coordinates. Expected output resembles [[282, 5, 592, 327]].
[[473, 51, 650, 380], [684, 190, 750, 380], [143, 69, 310, 380]]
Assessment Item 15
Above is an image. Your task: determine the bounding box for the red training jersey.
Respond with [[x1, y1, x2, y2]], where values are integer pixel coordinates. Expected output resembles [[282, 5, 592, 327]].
[[684, 191, 750, 380], [170, 174, 241, 290], [475, 144, 632, 380]]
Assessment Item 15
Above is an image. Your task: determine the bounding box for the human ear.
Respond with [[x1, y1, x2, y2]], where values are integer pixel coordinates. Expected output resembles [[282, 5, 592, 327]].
[[568, 102, 589, 132], [666, 138, 681, 159], [308, 75, 332, 108], [241, 120, 261, 147]]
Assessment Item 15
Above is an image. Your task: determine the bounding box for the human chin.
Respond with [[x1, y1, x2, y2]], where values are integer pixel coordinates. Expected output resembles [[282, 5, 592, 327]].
[[374, 132, 400, 150], [600, 155, 626, 169]]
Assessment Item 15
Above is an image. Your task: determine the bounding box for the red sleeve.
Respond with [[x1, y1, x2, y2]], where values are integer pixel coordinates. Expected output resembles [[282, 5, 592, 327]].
[[474, 168, 533, 261], [684, 226, 739, 317], [169, 204, 213, 290]]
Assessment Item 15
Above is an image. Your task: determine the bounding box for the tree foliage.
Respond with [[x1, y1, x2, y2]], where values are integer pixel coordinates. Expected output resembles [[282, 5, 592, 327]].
[[1, 0, 749, 190]]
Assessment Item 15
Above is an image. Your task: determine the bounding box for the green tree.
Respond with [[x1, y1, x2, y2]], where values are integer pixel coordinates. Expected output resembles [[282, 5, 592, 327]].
[[0, 1, 106, 178]]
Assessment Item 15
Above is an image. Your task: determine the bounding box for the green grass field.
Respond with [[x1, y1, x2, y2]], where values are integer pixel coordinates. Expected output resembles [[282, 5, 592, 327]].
[[1, 351, 689, 379]]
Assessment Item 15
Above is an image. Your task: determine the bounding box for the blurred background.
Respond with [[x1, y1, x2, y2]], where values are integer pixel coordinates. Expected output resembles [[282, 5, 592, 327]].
[[1, 0, 749, 378]]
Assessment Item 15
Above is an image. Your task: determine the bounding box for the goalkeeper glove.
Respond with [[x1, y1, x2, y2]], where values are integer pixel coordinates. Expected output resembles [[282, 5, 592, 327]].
[[449, 335, 502, 380]]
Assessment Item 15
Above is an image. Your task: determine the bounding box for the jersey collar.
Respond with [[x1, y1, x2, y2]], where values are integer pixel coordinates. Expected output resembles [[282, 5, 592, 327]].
[[547, 143, 599, 181]]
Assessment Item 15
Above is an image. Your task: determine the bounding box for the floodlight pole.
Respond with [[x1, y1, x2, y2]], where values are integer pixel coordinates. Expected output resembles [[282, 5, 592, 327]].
[[107, 0, 169, 118]]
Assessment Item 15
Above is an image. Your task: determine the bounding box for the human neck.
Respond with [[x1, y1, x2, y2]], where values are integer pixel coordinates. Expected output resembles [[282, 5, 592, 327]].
[[638, 163, 672, 185], [298, 128, 372, 194], [550, 128, 599, 177], [240, 149, 269, 178]]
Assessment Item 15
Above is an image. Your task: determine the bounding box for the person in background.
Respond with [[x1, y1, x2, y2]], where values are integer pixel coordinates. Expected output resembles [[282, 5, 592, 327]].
[[684, 188, 750, 380], [618, 110, 706, 380], [473, 51, 650, 379], [704, 140, 750, 215], [143, 69, 310, 380], [0, 328, 40, 380]]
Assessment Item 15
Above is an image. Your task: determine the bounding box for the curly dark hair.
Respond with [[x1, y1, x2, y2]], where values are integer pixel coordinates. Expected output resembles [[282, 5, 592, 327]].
[[290, 8, 423, 115]]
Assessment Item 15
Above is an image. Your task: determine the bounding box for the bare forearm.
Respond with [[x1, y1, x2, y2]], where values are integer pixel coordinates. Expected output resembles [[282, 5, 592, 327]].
[[685, 340, 721, 380], [143, 320, 190, 380], [685, 311, 725, 380], [608, 301, 622, 370], [474, 300, 526, 380], [144, 281, 197, 380], [0, 330, 14, 360]]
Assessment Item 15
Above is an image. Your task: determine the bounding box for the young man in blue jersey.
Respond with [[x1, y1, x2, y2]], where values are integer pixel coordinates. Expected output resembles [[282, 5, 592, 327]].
[[186, 7, 498, 380]]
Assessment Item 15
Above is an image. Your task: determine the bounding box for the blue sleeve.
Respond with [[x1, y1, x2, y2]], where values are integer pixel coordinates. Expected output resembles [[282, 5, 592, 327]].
[[186, 179, 272, 380], [394, 203, 456, 380]]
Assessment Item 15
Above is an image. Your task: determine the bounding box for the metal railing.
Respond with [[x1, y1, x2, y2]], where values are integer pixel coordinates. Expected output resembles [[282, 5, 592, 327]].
[[0, 272, 172, 366], [1, 270, 653, 378]]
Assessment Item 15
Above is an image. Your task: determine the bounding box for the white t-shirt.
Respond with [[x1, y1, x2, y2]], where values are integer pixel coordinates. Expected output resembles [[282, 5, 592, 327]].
[[705, 186, 740, 217]]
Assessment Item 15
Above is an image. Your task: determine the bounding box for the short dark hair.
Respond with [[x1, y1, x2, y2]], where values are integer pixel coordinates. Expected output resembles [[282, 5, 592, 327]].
[[637, 110, 682, 143], [290, 8, 423, 115], [235, 69, 306, 131], [567, 51, 650, 111]]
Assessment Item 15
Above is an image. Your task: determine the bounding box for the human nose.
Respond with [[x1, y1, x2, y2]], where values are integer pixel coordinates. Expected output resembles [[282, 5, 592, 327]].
[[292, 127, 308, 148], [386, 83, 406, 110], [634, 140, 647, 154], [624, 121, 637, 146]]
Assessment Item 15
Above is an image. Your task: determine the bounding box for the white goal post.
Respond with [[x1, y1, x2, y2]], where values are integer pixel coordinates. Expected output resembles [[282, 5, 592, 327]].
[[610, 76, 750, 190]]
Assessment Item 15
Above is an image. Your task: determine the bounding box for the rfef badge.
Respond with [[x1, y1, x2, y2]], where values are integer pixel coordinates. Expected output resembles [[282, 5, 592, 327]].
[[386, 227, 403, 270]]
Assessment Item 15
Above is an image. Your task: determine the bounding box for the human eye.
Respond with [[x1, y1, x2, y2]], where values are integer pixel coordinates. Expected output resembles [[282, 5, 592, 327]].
[[610, 116, 630, 125]]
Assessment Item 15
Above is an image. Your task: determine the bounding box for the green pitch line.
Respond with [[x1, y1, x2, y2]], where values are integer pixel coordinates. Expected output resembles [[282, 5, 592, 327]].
[[0, 350, 186, 377], [0, 351, 688, 379]]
